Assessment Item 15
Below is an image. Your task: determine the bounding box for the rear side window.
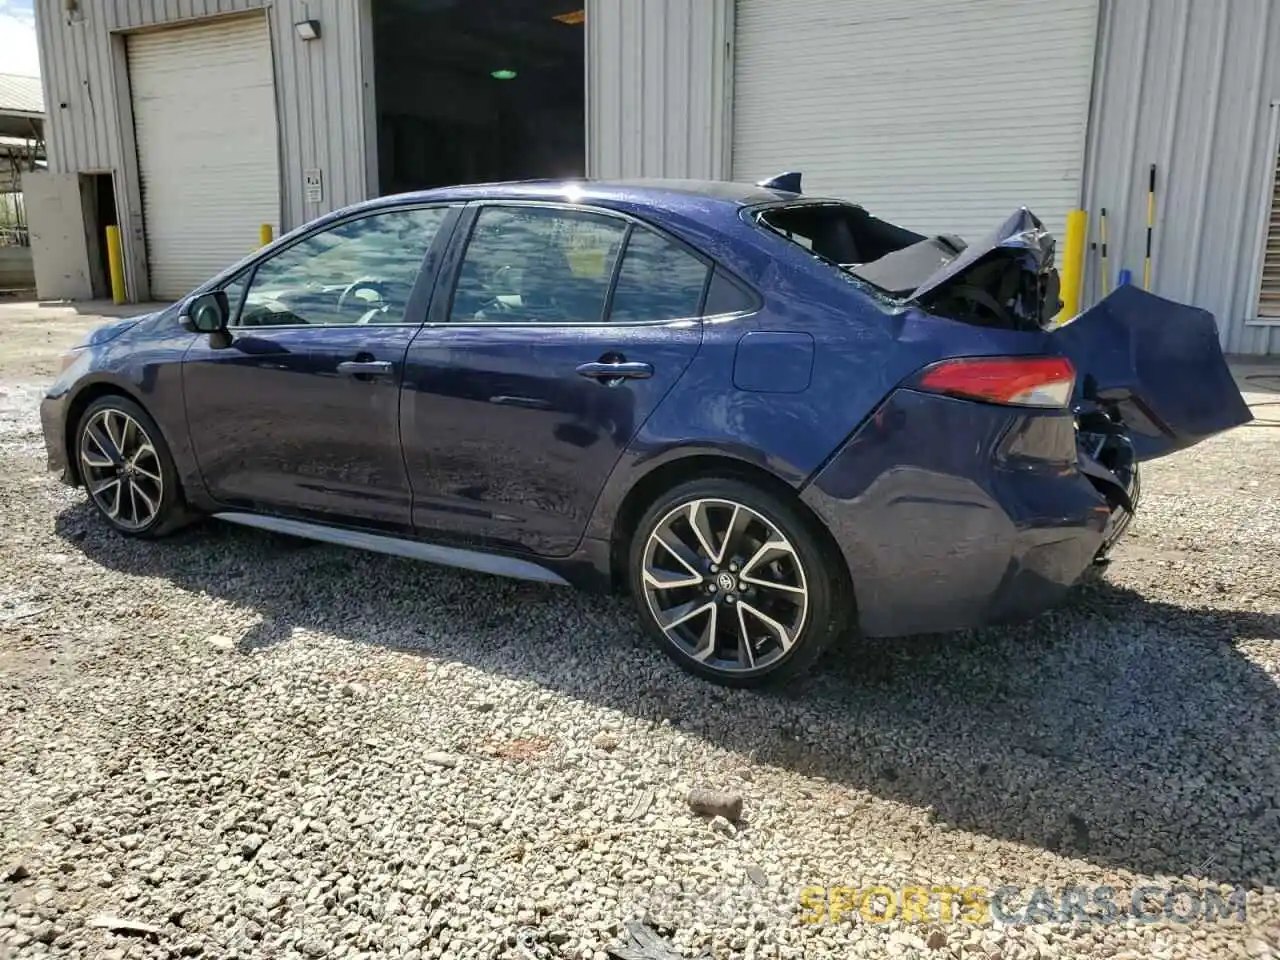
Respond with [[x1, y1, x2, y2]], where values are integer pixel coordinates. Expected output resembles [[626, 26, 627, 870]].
[[703, 266, 760, 316], [607, 227, 710, 323]]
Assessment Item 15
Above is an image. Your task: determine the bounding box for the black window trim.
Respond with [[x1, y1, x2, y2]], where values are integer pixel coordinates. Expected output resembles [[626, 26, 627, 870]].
[[218, 201, 465, 331], [428, 198, 758, 328]]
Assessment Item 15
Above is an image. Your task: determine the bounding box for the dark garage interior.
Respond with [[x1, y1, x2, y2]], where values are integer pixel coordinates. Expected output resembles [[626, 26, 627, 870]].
[[372, 0, 586, 194]]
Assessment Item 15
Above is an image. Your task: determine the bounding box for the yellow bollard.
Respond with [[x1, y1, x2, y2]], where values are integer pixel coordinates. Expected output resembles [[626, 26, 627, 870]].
[[1054, 209, 1087, 327], [105, 225, 126, 306], [259, 223, 274, 247]]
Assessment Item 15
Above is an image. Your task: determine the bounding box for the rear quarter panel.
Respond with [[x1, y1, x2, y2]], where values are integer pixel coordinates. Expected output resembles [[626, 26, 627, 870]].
[[581, 197, 1062, 543]]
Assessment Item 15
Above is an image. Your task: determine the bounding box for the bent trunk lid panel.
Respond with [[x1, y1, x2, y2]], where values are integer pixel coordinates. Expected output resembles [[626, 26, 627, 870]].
[[906, 208, 1054, 303], [1053, 284, 1253, 461]]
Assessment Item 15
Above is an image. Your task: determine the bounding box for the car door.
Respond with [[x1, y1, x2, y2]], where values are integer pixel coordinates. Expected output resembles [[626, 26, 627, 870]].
[[182, 203, 458, 530], [400, 202, 709, 557]]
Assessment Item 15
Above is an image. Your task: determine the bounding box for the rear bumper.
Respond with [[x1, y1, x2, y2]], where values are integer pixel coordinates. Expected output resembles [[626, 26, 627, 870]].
[[40, 393, 75, 486], [801, 389, 1113, 638]]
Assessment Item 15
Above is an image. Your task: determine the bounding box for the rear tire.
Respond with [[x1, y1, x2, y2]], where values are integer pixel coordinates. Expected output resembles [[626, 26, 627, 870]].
[[75, 395, 191, 538], [628, 476, 850, 687]]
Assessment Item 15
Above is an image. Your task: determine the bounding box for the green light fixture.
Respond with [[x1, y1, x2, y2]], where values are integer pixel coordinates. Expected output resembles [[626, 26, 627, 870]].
[[491, 68, 518, 80]]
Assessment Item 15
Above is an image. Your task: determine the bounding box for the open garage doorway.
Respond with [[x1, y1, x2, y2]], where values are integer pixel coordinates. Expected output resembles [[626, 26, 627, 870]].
[[372, 0, 586, 193]]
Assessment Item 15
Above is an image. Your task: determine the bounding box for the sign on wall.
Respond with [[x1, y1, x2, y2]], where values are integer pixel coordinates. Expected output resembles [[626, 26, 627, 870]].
[[304, 168, 324, 204]]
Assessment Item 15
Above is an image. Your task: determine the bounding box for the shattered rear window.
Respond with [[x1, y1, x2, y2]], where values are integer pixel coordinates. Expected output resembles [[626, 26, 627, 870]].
[[753, 203, 924, 267], [750, 201, 970, 299]]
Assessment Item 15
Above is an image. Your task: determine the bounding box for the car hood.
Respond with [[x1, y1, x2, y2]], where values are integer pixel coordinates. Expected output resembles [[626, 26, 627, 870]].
[[82, 314, 154, 347], [1052, 284, 1254, 460]]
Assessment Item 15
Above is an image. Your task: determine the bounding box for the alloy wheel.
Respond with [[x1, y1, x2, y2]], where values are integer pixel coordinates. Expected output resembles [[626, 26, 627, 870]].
[[79, 408, 164, 532], [640, 497, 809, 673]]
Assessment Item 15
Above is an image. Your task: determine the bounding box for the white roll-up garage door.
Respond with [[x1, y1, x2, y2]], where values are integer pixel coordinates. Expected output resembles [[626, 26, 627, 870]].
[[732, 0, 1098, 244], [128, 15, 280, 299]]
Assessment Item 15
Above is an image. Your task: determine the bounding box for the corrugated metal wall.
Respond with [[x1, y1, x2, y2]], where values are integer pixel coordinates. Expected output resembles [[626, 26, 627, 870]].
[[33, 0, 373, 300], [1082, 0, 1280, 354], [586, 0, 733, 179], [731, 0, 1098, 245]]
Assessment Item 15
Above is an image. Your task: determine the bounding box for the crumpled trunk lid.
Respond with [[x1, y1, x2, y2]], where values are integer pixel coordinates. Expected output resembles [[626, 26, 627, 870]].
[[1052, 284, 1253, 461], [903, 208, 1062, 331]]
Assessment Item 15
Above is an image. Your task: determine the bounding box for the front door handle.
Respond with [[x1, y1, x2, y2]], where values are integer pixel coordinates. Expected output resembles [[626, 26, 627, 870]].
[[575, 360, 653, 382], [337, 359, 394, 377]]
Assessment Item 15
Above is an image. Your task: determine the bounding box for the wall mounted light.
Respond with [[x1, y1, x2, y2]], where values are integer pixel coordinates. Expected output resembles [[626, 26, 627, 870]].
[[294, 19, 321, 41]]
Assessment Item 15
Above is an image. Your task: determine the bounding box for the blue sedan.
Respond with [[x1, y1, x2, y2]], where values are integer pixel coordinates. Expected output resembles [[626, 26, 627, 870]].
[[40, 176, 1252, 686]]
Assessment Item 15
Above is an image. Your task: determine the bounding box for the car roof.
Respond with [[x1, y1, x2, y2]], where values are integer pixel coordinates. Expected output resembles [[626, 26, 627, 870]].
[[362, 178, 811, 212]]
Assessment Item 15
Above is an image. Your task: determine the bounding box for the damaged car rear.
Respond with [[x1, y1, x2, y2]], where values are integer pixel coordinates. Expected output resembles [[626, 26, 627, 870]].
[[750, 182, 1252, 642]]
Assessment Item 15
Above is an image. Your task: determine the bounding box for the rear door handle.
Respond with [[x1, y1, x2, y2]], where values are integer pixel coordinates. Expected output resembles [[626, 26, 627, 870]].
[[337, 360, 394, 377], [575, 360, 653, 381]]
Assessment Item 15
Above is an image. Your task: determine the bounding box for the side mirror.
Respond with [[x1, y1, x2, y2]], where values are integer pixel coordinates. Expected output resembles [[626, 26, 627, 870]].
[[181, 291, 230, 334]]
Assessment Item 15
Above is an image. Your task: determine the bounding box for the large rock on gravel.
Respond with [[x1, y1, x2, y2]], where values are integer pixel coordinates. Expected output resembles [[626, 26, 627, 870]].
[[686, 788, 744, 822]]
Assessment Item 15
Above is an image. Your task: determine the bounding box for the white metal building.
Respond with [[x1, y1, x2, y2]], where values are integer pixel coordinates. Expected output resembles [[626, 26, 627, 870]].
[[28, 0, 1280, 353]]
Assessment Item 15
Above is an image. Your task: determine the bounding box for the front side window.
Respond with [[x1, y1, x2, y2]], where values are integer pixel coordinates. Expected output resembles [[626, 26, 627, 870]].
[[449, 206, 627, 324], [220, 272, 249, 318], [235, 206, 449, 327]]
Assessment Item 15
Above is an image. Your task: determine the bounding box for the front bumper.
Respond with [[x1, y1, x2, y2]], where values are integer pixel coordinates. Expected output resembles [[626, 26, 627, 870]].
[[40, 393, 75, 486], [801, 389, 1115, 638]]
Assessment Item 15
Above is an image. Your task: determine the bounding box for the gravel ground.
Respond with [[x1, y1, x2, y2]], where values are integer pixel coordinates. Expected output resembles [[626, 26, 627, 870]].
[[1, 302, 1278, 960]]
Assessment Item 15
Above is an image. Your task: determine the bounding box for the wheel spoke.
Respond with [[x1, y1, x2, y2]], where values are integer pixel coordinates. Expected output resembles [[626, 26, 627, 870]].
[[132, 461, 163, 484], [691, 603, 718, 662], [120, 414, 138, 454], [714, 504, 746, 564], [81, 442, 115, 469], [733, 602, 757, 668], [643, 567, 704, 591], [737, 601, 794, 654], [129, 441, 157, 468], [86, 423, 119, 465], [130, 479, 158, 520], [687, 501, 719, 561], [658, 599, 716, 634], [739, 539, 796, 579], [89, 476, 122, 518], [103, 411, 125, 458], [128, 481, 142, 524], [89, 476, 120, 500], [655, 532, 703, 579], [739, 573, 806, 595]]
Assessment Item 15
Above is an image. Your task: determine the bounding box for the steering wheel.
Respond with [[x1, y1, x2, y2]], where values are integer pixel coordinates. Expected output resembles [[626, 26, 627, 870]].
[[337, 279, 388, 316]]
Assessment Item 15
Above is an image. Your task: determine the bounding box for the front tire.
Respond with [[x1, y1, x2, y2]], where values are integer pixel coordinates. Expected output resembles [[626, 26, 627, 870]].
[[75, 395, 188, 538], [628, 477, 849, 687]]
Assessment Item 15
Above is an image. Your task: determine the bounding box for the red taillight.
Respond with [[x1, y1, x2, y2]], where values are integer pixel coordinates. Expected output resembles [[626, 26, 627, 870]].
[[915, 356, 1076, 408]]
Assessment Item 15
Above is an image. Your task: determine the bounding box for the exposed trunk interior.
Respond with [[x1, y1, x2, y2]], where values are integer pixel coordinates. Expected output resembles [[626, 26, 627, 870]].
[[755, 202, 1062, 331]]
